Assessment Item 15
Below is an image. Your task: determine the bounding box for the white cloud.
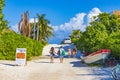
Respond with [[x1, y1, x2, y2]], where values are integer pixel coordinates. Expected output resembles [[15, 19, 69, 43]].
[[87, 7, 101, 25], [51, 8, 101, 33], [52, 13, 86, 32]]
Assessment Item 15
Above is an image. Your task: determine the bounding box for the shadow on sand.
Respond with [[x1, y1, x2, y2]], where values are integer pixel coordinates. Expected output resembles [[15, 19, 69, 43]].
[[75, 64, 113, 80], [76, 73, 111, 76], [70, 60, 88, 67], [0, 63, 15, 66]]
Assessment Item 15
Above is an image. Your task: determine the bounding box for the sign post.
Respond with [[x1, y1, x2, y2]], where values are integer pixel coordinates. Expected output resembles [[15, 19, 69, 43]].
[[16, 48, 27, 66]]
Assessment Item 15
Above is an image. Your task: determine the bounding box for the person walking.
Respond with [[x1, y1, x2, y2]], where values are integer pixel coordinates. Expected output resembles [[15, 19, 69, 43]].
[[49, 47, 55, 63], [59, 46, 65, 63], [67, 47, 71, 58], [72, 46, 77, 58]]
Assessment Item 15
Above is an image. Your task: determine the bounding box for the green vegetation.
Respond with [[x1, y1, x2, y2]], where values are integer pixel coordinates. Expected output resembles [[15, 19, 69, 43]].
[[70, 30, 81, 45], [0, 0, 8, 33], [0, 1, 54, 60], [18, 12, 55, 45], [0, 31, 43, 60], [71, 13, 120, 58], [37, 14, 55, 42]]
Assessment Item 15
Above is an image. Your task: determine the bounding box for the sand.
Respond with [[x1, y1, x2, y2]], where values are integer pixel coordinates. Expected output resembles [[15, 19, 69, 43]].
[[0, 44, 113, 80]]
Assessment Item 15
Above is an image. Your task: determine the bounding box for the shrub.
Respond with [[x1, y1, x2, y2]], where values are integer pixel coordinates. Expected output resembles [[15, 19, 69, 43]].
[[0, 31, 44, 60]]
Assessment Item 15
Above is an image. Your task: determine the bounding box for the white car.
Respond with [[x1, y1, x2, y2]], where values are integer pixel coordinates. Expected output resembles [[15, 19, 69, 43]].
[[63, 37, 72, 44]]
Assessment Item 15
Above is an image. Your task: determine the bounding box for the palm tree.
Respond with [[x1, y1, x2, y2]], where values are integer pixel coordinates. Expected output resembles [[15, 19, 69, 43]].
[[18, 11, 30, 37], [70, 30, 81, 39], [30, 17, 37, 40], [36, 14, 54, 42]]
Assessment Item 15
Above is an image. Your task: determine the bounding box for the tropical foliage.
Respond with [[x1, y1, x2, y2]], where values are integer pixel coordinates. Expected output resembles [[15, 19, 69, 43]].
[[0, 0, 8, 33], [30, 14, 54, 44], [73, 13, 120, 58], [0, 31, 43, 60], [70, 30, 81, 46]]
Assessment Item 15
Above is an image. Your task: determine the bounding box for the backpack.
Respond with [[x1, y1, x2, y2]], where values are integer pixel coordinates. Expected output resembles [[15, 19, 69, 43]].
[[62, 50, 66, 56]]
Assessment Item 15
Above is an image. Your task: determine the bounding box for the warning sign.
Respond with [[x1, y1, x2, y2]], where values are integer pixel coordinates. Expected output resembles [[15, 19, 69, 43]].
[[16, 48, 26, 66], [16, 53, 25, 59]]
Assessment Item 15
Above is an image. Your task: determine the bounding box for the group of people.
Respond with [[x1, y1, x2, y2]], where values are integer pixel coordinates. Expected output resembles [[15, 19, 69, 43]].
[[49, 46, 77, 63]]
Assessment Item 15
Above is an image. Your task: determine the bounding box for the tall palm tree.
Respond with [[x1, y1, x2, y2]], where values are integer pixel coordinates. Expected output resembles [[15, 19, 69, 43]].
[[18, 11, 30, 37], [36, 14, 54, 42]]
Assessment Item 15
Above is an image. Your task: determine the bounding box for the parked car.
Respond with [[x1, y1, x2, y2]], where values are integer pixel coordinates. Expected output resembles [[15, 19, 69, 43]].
[[63, 37, 72, 44]]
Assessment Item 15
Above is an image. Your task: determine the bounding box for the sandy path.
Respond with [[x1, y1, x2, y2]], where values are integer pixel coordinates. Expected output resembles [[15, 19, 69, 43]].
[[0, 44, 113, 80]]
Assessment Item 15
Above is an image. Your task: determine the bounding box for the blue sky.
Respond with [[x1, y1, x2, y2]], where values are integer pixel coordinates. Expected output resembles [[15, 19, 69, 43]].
[[3, 0, 120, 44]]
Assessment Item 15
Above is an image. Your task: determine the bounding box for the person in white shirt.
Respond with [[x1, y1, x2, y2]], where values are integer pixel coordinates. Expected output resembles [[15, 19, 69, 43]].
[[59, 46, 65, 63]]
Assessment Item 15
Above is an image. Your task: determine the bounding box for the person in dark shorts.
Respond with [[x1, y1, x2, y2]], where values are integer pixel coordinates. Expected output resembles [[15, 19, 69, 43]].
[[49, 47, 56, 63]]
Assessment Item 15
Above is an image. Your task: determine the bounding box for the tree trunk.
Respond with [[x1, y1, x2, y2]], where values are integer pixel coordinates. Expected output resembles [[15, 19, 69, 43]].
[[37, 23, 39, 41], [33, 17, 36, 40]]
